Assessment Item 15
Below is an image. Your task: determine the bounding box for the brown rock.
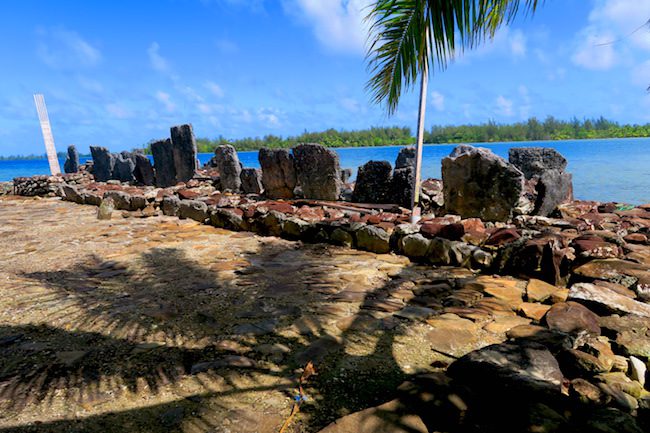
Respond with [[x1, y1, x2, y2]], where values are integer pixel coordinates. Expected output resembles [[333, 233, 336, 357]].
[[624, 233, 648, 244], [569, 378, 605, 404], [526, 279, 560, 303], [485, 227, 521, 246], [545, 301, 601, 336], [518, 302, 551, 322], [317, 398, 427, 433], [569, 283, 650, 318]]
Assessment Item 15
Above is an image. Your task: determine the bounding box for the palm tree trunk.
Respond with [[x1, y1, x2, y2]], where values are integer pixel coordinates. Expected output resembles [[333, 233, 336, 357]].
[[410, 58, 428, 223]]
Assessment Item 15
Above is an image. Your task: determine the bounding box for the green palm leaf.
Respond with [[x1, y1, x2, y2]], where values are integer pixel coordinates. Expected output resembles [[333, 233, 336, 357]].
[[366, 0, 539, 114]]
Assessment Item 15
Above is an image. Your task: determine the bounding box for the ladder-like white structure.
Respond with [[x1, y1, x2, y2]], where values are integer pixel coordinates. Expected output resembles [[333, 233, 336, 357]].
[[33, 94, 61, 175]]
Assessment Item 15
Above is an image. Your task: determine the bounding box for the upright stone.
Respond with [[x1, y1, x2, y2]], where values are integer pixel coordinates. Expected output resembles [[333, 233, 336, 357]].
[[293, 143, 341, 201], [534, 169, 573, 217], [509, 148, 568, 179], [259, 148, 297, 199], [352, 160, 392, 203], [214, 144, 242, 191], [151, 138, 176, 187], [63, 145, 79, 173], [113, 151, 136, 182], [133, 152, 155, 186], [170, 124, 198, 183], [89, 146, 115, 182], [240, 168, 263, 194], [391, 147, 417, 207], [395, 146, 416, 169], [442, 145, 524, 222]]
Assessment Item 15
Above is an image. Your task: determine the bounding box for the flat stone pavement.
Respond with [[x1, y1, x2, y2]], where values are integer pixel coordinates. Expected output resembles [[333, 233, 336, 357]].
[[0, 197, 523, 432]]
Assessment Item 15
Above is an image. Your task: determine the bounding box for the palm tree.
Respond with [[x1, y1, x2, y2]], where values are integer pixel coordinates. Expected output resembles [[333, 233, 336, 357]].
[[365, 0, 540, 219]]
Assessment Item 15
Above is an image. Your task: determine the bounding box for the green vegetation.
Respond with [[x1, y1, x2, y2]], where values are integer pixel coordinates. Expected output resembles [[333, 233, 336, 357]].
[[0, 151, 91, 161]]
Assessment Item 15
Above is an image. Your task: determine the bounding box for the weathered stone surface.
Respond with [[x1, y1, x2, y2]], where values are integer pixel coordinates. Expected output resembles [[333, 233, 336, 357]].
[[533, 169, 573, 217], [573, 259, 649, 288], [569, 283, 650, 318], [113, 151, 136, 182], [293, 143, 341, 200], [570, 378, 606, 404], [214, 145, 242, 191], [401, 234, 431, 259], [258, 148, 296, 199], [170, 124, 198, 183], [178, 199, 209, 222], [63, 145, 79, 173], [447, 342, 564, 396], [526, 279, 560, 303], [317, 398, 427, 433], [97, 197, 114, 220], [330, 228, 353, 247], [151, 138, 176, 187], [161, 195, 181, 216], [352, 160, 392, 204], [355, 225, 390, 254], [545, 301, 601, 336], [133, 153, 155, 186], [442, 145, 524, 222], [395, 147, 416, 169], [508, 147, 568, 179], [391, 167, 414, 208], [61, 184, 84, 204], [240, 168, 263, 194], [89, 146, 115, 182]]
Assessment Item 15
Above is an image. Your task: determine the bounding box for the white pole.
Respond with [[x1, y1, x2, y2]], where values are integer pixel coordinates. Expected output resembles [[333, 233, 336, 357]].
[[410, 57, 428, 223], [34, 94, 61, 175]]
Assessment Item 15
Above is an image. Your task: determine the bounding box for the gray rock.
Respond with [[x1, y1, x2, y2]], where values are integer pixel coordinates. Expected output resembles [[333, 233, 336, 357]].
[[401, 233, 431, 259], [533, 169, 573, 217], [447, 342, 564, 397], [352, 160, 392, 203], [170, 124, 198, 183], [509, 147, 568, 179], [258, 148, 296, 199], [395, 146, 416, 169], [63, 145, 79, 173], [330, 228, 353, 247], [355, 225, 390, 253], [97, 197, 114, 220], [340, 168, 352, 183], [151, 138, 176, 187], [214, 145, 242, 191], [133, 153, 155, 186], [89, 146, 115, 182], [113, 151, 136, 182], [293, 143, 341, 200], [442, 145, 524, 222], [61, 184, 84, 204], [103, 190, 145, 211], [391, 166, 415, 208], [569, 283, 650, 318], [240, 168, 263, 194], [178, 199, 209, 222], [161, 195, 181, 216], [209, 208, 245, 231]]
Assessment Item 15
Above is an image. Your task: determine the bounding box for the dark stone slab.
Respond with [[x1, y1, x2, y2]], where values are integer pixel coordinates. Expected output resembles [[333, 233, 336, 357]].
[[240, 168, 263, 194], [214, 144, 242, 191], [63, 145, 79, 173], [133, 152, 155, 186], [151, 138, 176, 187], [352, 160, 392, 203], [89, 146, 115, 182], [259, 148, 296, 199], [113, 151, 136, 182], [293, 143, 342, 200], [170, 124, 198, 183], [509, 147, 568, 180]]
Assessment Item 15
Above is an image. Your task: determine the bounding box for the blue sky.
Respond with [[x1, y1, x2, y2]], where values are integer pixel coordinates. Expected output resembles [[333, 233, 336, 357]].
[[1, 0, 650, 156]]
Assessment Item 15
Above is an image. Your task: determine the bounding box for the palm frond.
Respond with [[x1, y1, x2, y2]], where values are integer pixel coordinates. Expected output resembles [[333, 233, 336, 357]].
[[366, 0, 540, 114]]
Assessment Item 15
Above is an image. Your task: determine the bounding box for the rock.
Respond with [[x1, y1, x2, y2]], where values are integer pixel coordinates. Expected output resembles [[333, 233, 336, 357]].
[[599, 315, 650, 358], [89, 146, 115, 182], [569, 378, 606, 404], [170, 124, 198, 183], [518, 302, 551, 321], [355, 225, 390, 254], [97, 197, 114, 220], [113, 151, 136, 182], [151, 138, 176, 187], [391, 166, 414, 208], [214, 144, 242, 191], [161, 195, 181, 216], [240, 168, 263, 194], [533, 169, 573, 217], [293, 143, 341, 200], [628, 356, 646, 387], [61, 184, 84, 204], [569, 283, 650, 318], [352, 160, 392, 203], [317, 398, 427, 433], [258, 148, 296, 198], [526, 279, 560, 303], [573, 235, 621, 260], [133, 153, 155, 186], [179, 200, 208, 223], [330, 228, 353, 247], [447, 342, 564, 396], [63, 145, 79, 173], [545, 301, 601, 336], [573, 259, 649, 289], [506, 324, 574, 354], [400, 234, 431, 259], [442, 145, 524, 222], [508, 147, 568, 179], [395, 146, 416, 169]]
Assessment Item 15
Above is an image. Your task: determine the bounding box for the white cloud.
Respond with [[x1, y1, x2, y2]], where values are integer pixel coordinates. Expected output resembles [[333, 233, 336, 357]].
[[340, 97, 361, 113], [631, 59, 650, 86], [283, 0, 371, 54], [205, 81, 225, 98], [458, 27, 528, 62], [257, 108, 282, 128], [496, 95, 514, 117], [148, 42, 169, 72], [572, 27, 617, 70], [37, 28, 101, 69], [509, 30, 527, 58], [430, 91, 445, 111], [155, 91, 175, 112], [106, 103, 132, 119]]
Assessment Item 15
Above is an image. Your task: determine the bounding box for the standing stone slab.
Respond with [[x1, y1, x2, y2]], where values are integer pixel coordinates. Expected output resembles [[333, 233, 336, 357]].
[[133, 152, 155, 186], [214, 145, 242, 191], [240, 168, 263, 194], [293, 143, 341, 201], [151, 138, 176, 187], [259, 148, 296, 199], [534, 169, 573, 217], [395, 146, 416, 169], [442, 145, 524, 222], [113, 151, 136, 182], [352, 160, 392, 203], [89, 146, 115, 182], [509, 148, 568, 179], [170, 124, 198, 183], [63, 145, 79, 173], [391, 147, 417, 208]]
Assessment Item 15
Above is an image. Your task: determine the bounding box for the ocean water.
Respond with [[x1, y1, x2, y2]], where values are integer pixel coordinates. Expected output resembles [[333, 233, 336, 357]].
[[1, 138, 649, 204]]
